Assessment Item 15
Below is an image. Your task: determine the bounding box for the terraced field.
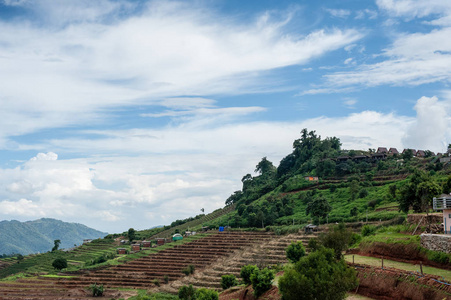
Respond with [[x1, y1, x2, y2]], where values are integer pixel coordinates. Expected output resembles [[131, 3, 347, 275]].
[[160, 232, 318, 292], [0, 230, 315, 299], [147, 205, 236, 240]]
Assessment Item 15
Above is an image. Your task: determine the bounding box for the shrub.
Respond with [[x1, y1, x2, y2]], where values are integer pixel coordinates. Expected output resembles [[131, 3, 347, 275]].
[[286, 241, 306, 263], [153, 279, 160, 287], [240, 265, 258, 285], [427, 251, 450, 264], [178, 284, 196, 300], [318, 223, 353, 259], [88, 283, 104, 297], [361, 225, 377, 237], [358, 189, 369, 198], [52, 258, 67, 271], [220, 274, 237, 290], [278, 248, 358, 300], [307, 238, 320, 252], [163, 275, 169, 284], [250, 267, 274, 297], [182, 264, 195, 275], [196, 288, 219, 300]]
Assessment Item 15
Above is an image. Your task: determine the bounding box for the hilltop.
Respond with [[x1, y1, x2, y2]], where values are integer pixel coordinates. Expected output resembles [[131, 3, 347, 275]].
[[0, 218, 107, 255]]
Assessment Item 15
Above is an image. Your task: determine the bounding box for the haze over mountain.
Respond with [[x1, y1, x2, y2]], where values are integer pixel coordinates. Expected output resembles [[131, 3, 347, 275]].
[[0, 218, 107, 255]]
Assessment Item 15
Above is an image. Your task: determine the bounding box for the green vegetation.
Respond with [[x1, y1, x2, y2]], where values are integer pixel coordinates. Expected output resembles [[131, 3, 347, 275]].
[[220, 274, 237, 289], [344, 254, 451, 281], [250, 266, 274, 297], [178, 284, 196, 300], [182, 264, 195, 275], [285, 241, 306, 263], [240, 264, 258, 285], [87, 283, 104, 297], [51, 258, 67, 271], [279, 248, 358, 300], [0, 218, 107, 255]]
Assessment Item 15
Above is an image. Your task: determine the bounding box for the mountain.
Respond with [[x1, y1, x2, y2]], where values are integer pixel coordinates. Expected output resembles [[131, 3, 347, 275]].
[[0, 218, 107, 255]]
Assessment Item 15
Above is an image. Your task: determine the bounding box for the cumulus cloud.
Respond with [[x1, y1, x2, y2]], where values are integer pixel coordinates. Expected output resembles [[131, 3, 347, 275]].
[[3, 96, 448, 232], [402, 96, 451, 151], [30, 152, 58, 161]]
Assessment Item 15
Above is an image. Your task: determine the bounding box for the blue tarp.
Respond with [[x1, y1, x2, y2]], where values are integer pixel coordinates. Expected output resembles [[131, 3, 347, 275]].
[[219, 226, 224, 232]]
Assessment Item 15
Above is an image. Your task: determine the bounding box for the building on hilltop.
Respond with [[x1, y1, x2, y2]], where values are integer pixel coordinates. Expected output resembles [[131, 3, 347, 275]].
[[433, 194, 451, 234], [416, 150, 425, 157], [388, 148, 399, 155], [377, 147, 388, 154]]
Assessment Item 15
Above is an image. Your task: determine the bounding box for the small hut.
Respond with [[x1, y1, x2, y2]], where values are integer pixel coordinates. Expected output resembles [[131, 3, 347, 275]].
[[155, 238, 166, 245], [172, 234, 183, 241], [131, 244, 141, 251], [304, 224, 318, 234], [117, 248, 127, 255], [142, 241, 151, 247]]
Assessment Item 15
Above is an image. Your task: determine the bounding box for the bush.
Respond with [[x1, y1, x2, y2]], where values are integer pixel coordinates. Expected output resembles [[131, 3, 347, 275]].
[[164, 275, 169, 284], [318, 223, 353, 260], [286, 241, 306, 263], [427, 251, 450, 264], [250, 267, 274, 297], [279, 248, 358, 300], [153, 279, 160, 287], [358, 189, 369, 198], [52, 258, 67, 271], [196, 288, 219, 300], [220, 274, 237, 290], [178, 284, 196, 300], [307, 238, 320, 252], [361, 225, 377, 237], [240, 264, 258, 285], [182, 264, 195, 275], [88, 283, 104, 297]]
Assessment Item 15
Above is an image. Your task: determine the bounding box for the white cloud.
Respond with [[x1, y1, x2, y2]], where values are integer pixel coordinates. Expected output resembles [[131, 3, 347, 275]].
[[326, 9, 351, 19], [377, 0, 451, 22], [30, 152, 58, 161], [343, 98, 357, 109], [3, 96, 449, 232], [402, 96, 451, 151], [0, 1, 363, 148]]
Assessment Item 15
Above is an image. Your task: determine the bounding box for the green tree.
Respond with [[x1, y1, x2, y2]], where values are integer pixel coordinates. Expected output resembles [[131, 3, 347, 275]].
[[402, 149, 414, 161], [178, 285, 196, 300], [318, 223, 353, 260], [443, 175, 451, 194], [255, 157, 276, 176], [240, 265, 258, 285], [127, 228, 136, 243], [52, 258, 67, 271], [399, 170, 441, 213], [306, 196, 331, 223], [286, 241, 306, 263], [51, 239, 61, 252], [278, 247, 358, 300], [196, 288, 218, 300], [220, 274, 237, 290], [16, 254, 24, 263], [350, 207, 358, 217], [349, 180, 359, 201], [250, 267, 274, 297]]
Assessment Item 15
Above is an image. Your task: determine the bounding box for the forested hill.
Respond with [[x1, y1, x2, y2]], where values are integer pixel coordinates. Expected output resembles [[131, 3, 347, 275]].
[[0, 218, 107, 255], [213, 129, 448, 229]]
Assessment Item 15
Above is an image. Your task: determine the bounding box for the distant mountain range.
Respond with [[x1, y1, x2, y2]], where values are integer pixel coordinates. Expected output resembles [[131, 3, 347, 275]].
[[0, 218, 107, 255]]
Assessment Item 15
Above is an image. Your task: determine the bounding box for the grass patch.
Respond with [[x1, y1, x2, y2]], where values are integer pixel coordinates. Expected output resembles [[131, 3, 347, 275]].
[[345, 254, 451, 281]]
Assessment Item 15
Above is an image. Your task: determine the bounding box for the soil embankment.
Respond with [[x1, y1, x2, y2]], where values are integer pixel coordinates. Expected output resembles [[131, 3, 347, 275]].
[[354, 242, 451, 271], [353, 264, 451, 300]]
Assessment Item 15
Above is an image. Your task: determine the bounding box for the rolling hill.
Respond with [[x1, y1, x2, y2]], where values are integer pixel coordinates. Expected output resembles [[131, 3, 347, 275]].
[[0, 218, 107, 255]]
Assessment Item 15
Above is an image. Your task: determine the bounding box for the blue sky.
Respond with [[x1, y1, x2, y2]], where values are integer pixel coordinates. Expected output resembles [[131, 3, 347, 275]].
[[1, 0, 451, 233]]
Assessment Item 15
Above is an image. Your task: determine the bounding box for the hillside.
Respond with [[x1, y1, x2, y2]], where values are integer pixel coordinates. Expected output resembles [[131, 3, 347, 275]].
[[0, 218, 107, 255], [201, 129, 449, 230]]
